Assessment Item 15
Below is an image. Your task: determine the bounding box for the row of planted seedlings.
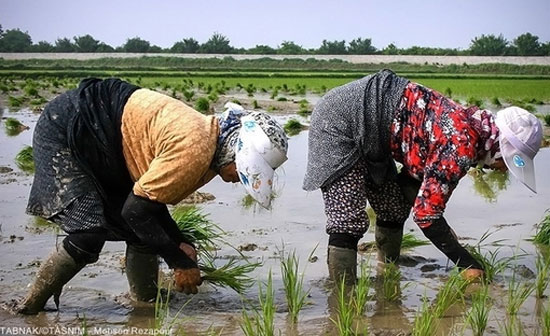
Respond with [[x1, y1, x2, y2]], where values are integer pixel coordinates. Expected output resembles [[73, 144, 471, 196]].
[[1, 77, 78, 110]]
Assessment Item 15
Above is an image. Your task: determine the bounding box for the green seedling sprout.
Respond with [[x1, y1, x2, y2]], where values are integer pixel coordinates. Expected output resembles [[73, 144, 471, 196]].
[[154, 282, 191, 334], [280, 247, 311, 323], [536, 253, 550, 298], [353, 260, 372, 316], [534, 212, 550, 245], [382, 262, 404, 301], [466, 284, 492, 336], [433, 268, 469, 318], [543, 301, 550, 336], [500, 316, 524, 336], [15, 145, 35, 173], [400, 233, 430, 251], [240, 271, 276, 336], [506, 269, 535, 315], [3, 117, 28, 136], [283, 119, 304, 136], [330, 273, 356, 336], [412, 291, 439, 336], [465, 230, 516, 283]]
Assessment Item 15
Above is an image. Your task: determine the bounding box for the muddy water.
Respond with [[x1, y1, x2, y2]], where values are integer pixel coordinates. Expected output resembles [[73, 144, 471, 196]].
[[1, 107, 549, 336]]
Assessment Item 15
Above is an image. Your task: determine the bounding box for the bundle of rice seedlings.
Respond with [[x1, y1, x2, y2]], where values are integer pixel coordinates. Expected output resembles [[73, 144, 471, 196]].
[[401, 233, 430, 250], [3, 117, 28, 136], [15, 145, 35, 173], [283, 119, 304, 136], [172, 206, 261, 294], [172, 205, 223, 250], [534, 212, 550, 245], [200, 257, 261, 295]]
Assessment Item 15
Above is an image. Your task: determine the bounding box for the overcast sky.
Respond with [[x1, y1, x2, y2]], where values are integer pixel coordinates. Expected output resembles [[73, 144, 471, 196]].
[[1, 0, 549, 50]]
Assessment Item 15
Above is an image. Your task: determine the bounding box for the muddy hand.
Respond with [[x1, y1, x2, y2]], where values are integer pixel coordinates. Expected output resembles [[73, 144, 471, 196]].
[[179, 242, 198, 262], [174, 268, 202, 294], [462, 268, 484, 282]]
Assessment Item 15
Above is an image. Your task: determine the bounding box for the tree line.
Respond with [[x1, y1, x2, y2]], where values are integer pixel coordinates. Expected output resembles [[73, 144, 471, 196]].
[[0, 25, 549, 56]]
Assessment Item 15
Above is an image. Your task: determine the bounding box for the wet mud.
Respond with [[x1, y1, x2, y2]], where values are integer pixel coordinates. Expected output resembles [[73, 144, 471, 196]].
[[1, 105, 550, 335]]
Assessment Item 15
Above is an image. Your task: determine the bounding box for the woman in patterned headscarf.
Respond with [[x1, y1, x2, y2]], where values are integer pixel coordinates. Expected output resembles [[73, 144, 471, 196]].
[[17, 79, 288, 314], [304, 69, 543, 284]]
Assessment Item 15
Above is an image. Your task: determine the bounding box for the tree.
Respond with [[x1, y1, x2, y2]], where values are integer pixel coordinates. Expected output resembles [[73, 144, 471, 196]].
[[318, 40, 347, 54], [0, 28, 32, 52], [171, 38, 200, 53], [31, 41, 54, 52], [382, 43, 399, 55], [149, 45, 163, 53], [247, 44, 276, 54], [73, 34, 100, 52], [469, 34, 508, 56], [541, 42, 550, 56], [55, 38, 75, 52], [96, 43, 114, 52], [348, 37, 377, 54], [277, 41, 305, 55], [200, 32, 232, 53], [513, 33, 541, 56], [122, 37, 151, 52]]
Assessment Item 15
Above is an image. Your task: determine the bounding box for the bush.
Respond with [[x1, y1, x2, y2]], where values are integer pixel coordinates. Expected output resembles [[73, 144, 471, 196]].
[[194, 97, 210, 113]]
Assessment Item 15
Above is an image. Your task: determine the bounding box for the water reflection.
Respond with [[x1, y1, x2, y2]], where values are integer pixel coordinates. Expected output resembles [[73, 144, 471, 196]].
[[468, 168, 509, 202]]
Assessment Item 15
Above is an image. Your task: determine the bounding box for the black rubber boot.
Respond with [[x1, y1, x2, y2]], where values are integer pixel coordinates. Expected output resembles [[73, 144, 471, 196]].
[[327, 246, 357, 285], [17, 246, 85, 314], [375, 224, 404, 263], [125, 244, 159, 302]]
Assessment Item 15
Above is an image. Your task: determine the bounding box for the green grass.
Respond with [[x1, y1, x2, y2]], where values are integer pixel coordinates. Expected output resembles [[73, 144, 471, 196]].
[[543, 302, 550, 336], [15, 145, 34, 173], [433, 268, 469, 318], [506, 270, 535, 315], [382, 262, 404, 301]]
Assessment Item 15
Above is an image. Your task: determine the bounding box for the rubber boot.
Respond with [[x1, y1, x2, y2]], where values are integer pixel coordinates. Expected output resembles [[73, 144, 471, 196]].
[[125, 244, 159, 302], [327, 246, 357, 285], [375, 225, 403, 263], [17, 246, 85, 314]]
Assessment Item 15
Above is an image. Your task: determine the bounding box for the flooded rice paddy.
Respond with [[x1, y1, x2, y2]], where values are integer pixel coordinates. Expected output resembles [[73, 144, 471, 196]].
[[1, 106, 549, 336]]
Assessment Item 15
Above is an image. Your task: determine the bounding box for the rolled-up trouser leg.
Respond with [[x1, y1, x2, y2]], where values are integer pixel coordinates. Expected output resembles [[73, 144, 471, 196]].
[[125, 243, 159, 302]]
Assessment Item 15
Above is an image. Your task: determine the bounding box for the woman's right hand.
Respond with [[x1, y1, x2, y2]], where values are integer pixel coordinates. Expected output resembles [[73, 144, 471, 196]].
[[174, 268, 202, 294]]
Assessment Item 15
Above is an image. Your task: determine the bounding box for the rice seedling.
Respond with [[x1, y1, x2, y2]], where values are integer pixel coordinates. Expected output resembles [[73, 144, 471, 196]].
[[382, 262, 403, 301], [200, 257, 261, 294], [500, 316, 524, 336], [444, 87, 452, 98], [506, 270, 535, 315], [182, 89, 195, 101], [195, 97, 210, 113], [154, 283, 190, 334], [536, 253, 550, 298], [3, 117, 28, 136], [465, 284, 492, 336], [172, 206, 260, 294], [283, 119, 304, 136], [330, 273, 356, 336], [172, 206, 223, 249], [15, 145, 35, 173], [412, 292, 438, 336], [534, 212, 550, 245], [280, 248, 310, 323], [465, 230, 515, 283], [433, 268, 469, 318], [544, 114, 550, 127], [240, 271, 276, 336], [8, 95, 23, 108], [467, 96, 484, 108], [400, 232, 430, 251], [353, 260, 372, 316], [252, 99, 260, 109], [491, 96, 502, 107], [543, 302, 550, 336]]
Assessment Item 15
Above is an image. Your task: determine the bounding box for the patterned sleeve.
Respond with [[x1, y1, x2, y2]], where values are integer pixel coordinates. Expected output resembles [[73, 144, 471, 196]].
[[412, 117, 477, 228]]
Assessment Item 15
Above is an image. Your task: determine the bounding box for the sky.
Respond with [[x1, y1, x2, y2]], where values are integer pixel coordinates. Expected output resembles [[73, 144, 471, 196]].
[[1, 0, 549, 50]]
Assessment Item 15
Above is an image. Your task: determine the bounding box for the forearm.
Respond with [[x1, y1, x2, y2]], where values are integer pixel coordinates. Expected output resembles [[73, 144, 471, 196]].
[[421, 217, 483, 270], [121, 192, 197, 269]]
